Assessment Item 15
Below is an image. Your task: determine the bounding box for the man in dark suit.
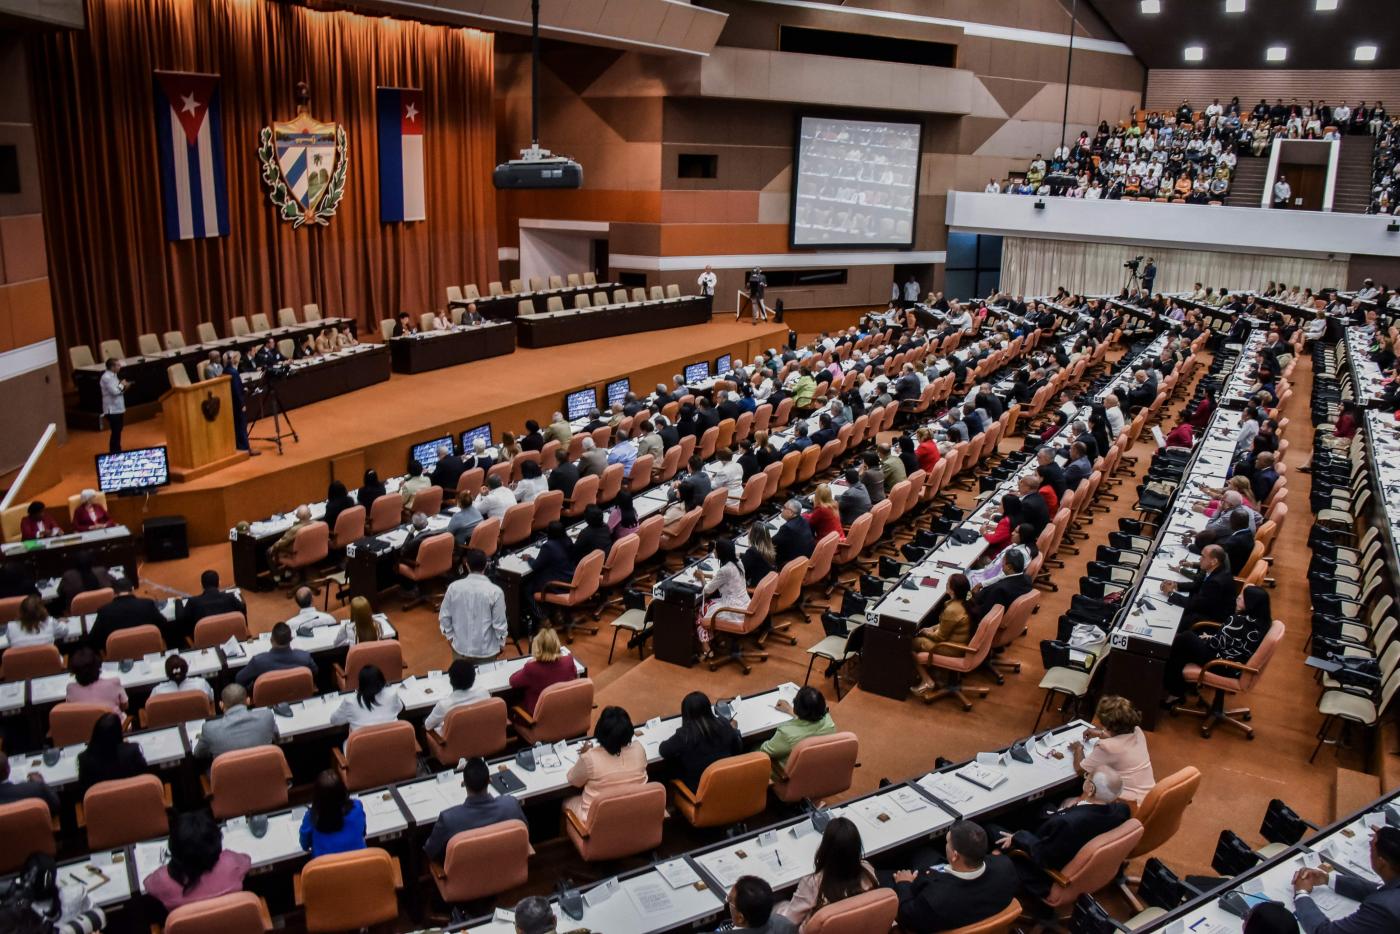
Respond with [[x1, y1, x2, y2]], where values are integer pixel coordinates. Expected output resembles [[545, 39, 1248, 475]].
[[175, 570, 246, 646], [809, 413, 838, 449], [977, 384, 1004, 421], [520, 420, 545, 452], [674, 456, 712, 510], [780, 422, 813, 457], [716, 391, 742, 423], [1035, 447, 1066, 503], [838, 468, 872, 528], [656, 415, 680, 451], [0, 757, 59, 813], [90, 577, 173, 652], [398, 513, 433, 567], [886, 821, 1019, 934], [234, 622, 318, 689], [694, 397, 720, 434], [1017, 474, 1050, 538], [547, 449, 580, 500], [1063, 442, 1093, 491], [422, 757, 528, 863], [430, 445, 466, 490], [1292, 825, 1400, 934], [773, 499, 817, 567], [1217, 512, 1257, 577], [1161, 544, 1234, 626], [1126, 370, 1156, 411], [894, 364, 922, 403], [971, 550, 1033, 624], [997, 769, 1131, 898]]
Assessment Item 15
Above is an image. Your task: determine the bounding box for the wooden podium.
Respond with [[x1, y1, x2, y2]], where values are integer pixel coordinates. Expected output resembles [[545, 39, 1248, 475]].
[[160, 376, 249, 482]]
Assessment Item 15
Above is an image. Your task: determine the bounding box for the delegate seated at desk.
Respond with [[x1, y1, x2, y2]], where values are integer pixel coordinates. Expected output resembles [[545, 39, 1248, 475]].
[[0, 757, 59, 813], [77, 713, 148, 794], [20, 501, 62, 541], [422, 756, 527, 864], [88, 577, 172, 651], [234, 622, 318, 689], [565, 706, 648, 823], [72, 489, 114, 532], [994, 768, 1131, 899], [775, 817, 878, 928], [194, 684, 277, 759], [717, 876, 797, 934], [659, 691, 742, 793], [1159, 544, 1234, 626], [883, 819, 1019, 934], [7, 595, 68, 648], [1292, 826, 1400, 934], [301, 770, 366, 858], [760, 687, 835, 778], [176, 570, 246, 644], [58, 550, 117, 615]]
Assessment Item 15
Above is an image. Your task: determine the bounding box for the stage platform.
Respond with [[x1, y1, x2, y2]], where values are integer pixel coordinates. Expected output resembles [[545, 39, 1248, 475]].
[[37, 319, 790, 546]]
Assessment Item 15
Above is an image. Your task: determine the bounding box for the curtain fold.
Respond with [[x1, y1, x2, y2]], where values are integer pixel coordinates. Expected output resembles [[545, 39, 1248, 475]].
[[27, 0, 496, 364], [998, 236, 1347, 298]]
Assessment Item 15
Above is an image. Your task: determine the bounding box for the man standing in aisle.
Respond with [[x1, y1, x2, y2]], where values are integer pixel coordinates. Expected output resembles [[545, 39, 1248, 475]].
[[1273, 174, 1292, 209], [1141, 258, 1157, 295], [100, 357, 129, 454], [697, 264, 717, 297], [439, 548, 508, 663]]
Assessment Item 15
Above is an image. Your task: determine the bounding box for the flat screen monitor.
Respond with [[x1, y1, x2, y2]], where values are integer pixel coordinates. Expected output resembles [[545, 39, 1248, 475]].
[[565, 387, 598, 421], [791, 114, 921, 248], [684, 361, 710, 384], [461, 423, 492, 453], [605, 378, 630, 408], [411, 436, 454, 472], [95, 446, 170, 494], [716, 353, 733, 376]]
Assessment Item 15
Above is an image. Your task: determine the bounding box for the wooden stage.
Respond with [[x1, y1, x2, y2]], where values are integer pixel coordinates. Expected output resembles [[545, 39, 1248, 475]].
[[39, 319, 791, 546]]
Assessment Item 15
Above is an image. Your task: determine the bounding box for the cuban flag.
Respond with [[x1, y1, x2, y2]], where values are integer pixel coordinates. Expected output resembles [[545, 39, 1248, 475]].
[[153, 71, 229, 241], [377, 87, 425, 223]]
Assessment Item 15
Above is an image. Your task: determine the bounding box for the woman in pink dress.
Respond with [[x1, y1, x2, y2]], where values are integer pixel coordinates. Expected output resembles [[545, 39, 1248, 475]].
[[144, 811, 251, 911]]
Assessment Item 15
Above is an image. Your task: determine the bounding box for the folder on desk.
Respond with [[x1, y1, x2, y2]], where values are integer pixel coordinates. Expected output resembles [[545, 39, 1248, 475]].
[[490, 770, 526, 795], [958, 764, 1008, 791]]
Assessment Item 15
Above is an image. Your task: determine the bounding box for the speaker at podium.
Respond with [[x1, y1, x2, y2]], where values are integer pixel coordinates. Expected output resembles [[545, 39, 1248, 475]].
[[160, 375, 249, 481]]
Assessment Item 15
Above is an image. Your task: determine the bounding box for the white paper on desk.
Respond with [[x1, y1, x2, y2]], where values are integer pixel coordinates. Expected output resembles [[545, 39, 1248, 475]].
[[363, 791, 400, 816], [891, 787, 930, 812], [584, 876, 621, 908], [493, 907, 516, 923], [222, 636, 245, 658], [656, 859, 700, 889], [706, 854, 745, 888], [755, 849, 786, 873], [628, 878, 677, 917], [929, 777, 974, 804]]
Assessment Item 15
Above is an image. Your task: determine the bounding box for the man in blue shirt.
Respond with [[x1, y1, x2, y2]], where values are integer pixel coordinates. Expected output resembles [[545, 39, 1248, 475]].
[[423, 757, 528, 863]]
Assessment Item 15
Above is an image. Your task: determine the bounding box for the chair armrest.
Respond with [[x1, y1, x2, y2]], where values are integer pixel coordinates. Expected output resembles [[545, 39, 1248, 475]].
[[162, 783, 173, 808], [425, 728, 444, 745], [293, 872, 303, 907], [75, 802, 86, 828], [930, 640, 972, 653], [563, 808, 589, 838], [199, 774, 212, 799], [1197, 658, 1259, 681], [390, 855, 404, 889], [330, 747, 348, 771], [1044, 866, 1071, 887], [511, 705, 537, 726], [668, 779, 700, 805], [1190, 621, 1223, 632], [543, 580, 576, 592]]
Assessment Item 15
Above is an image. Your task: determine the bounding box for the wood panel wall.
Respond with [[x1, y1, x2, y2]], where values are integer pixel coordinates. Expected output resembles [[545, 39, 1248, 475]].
[[1146, 69, 1400, 111]]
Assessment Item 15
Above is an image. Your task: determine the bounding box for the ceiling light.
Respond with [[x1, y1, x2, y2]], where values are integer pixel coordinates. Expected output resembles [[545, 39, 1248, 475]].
[[1266, 46, 1288, 62], [1225, 0, 1245, 12], [1315, 0, 1338, 10], [1141, 0, 1161, 12], [1355, 45, 1378, 61], [1183, 46, 1204, 62]]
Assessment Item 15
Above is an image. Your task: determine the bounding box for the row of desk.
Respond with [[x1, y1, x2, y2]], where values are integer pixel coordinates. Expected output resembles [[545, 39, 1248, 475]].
[[385, 321, 516, 374], [448, 282, 619, 322], [1344, 325, 1389, 407], [240, 344, 391, 420], [2, 524, 140, 589], [515, 295, 713, 349]]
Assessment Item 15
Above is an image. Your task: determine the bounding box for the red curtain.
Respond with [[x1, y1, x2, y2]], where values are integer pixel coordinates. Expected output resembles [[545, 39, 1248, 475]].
[[27, 0, 497, 362]]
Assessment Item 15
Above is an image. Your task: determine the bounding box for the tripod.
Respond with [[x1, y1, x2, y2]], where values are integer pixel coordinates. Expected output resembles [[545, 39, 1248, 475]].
[[247, 378, 299, 455]]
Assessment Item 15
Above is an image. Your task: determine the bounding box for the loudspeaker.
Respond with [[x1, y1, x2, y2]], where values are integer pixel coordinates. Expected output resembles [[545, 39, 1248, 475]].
[[144, 516, 188, 562]]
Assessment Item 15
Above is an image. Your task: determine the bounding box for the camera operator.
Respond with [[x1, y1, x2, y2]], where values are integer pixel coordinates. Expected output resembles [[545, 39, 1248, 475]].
[[742, 267, 769, 324], [1141, 257, 1156, 294]]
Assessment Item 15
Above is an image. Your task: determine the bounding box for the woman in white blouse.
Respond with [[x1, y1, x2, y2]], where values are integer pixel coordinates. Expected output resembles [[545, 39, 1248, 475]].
[[330, 664, 404, 734], [5, 595, 67, 648], [695, 539, 751, 661], [333, 597, 384, 648]]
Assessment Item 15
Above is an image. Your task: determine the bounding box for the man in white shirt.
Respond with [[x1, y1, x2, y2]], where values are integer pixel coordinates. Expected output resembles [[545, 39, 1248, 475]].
[[100, 358, 129, 453], [474, 475, 516, 520], [424, 658, 489, 733], [947, 304, 975, 334], [287, 585, 337, 633], [1273, 175, 1292, 208], [705, 448, 745, 502], [984, 179, 1001, 193], [1357, 278, 1380, 300], [903, 277, 920, 304], [697, 265, 717, 297], [439, 549, 508, 663]]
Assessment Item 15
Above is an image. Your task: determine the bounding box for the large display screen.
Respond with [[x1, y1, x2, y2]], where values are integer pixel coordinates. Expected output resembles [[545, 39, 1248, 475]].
[[95, 446, 170, 493], [565, 387, 598, 421], [606, 378, 630, 408], [411, 436, 454, 472], [716, 354, 733, 376], [791, 115, 921, 248], [684, 361, 710, 384], [461, 424, 492, 452]]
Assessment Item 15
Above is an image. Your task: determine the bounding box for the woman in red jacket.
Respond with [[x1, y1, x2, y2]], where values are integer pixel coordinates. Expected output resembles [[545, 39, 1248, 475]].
[[914, 427, 941, 473], [508, 627, 576, 716], [804, 484, 845, 542], [982, 494, 1021, 557]]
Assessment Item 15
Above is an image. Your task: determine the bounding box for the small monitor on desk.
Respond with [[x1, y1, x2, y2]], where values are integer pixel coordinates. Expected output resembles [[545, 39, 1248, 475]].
[[461, 423, 492, 453], [605, 378, 630, 408], [716, 353, 732, 376], [565, 387, 598, 421], [684, 361, 710, 384], [95, 446, 171, 494], [411, 435, 454, 472]]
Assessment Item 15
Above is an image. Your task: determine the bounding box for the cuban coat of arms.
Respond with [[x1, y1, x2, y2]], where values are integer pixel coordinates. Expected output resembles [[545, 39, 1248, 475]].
[[257, 111, 348, 227]]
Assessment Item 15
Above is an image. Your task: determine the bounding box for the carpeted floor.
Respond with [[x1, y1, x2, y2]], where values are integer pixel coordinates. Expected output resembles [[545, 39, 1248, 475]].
[[119, 322, 1364, 923]]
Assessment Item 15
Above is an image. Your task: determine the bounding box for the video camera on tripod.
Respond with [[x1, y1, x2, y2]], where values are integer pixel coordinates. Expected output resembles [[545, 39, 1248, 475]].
[[1123, 255, 1144, 273]]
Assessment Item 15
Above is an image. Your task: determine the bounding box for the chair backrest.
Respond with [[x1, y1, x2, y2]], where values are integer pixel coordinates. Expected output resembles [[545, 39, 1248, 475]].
[[83, 774, 169, 849], [489, 281, 504, 296], [0, 799, 56, 873], [167, 363, 191, 388], [100, 338, 126, 361], [251, 667, 315, 706], [1044, 819, 1145, 907], [529, 276, 545, 291], [49, 702, 112, 746], [436, 697, 510, 761], [466, 516, 501, 557], [698, 487, 728, 532], [286, 521, 330, 568], [163, 330, 186, 350], [278, 307, 299, 328], [209, 746, 292, 819], [300, 847, 400, 932], [229, 316, 250, 337], [774, 731, 859, 803], [104, 624, 165, 661], [634, 514, 665, 563], [530, 489, 565, 532], [689, 751, 772, 827], [553, 549, 605, 606], [1233, 619, 1285, 692], [164, 892, 272, 934], [802, 888, 899, 934], [303, 302, 322, 321], [632, 286, 647, 302], [996, 589, 1040, 651], [342, 721, 419, 791], [379, 318, 395, 340], [1, 643, 64, 681], [771, 556, 809, 613], [500, 501, 535, 547], [601, 533, 640, 587], [403, 532, 454, 581], [627, 453, 654, 492], [1131, 766, 1202, 858], [528, 677, 595, 743], [598, 462, 625, 503], [250, 313, 271, 332], [343, 640, 406, 684], [192, 611, 250, 649], [368, 493, 404, 534], [330, 504, 367, 548], [70, 587, 115, 616], [439, 821, 531, 902], [277, 338, 295, 359], [142, 689, 213, 728], [940, 900, 1022, 934], [574, 782, 667, 861], [69, 344, 96, 369], [138, 333, 162, 356]]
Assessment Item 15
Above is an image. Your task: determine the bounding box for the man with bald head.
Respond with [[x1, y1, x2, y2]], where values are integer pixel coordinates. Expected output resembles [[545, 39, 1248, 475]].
[[1160, 544, 1234, 625], [995, 768, 1130, 898]]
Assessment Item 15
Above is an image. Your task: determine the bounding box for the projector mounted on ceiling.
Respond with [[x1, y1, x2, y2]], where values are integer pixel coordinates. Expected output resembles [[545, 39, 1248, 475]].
[[493, 0, 583, 190]]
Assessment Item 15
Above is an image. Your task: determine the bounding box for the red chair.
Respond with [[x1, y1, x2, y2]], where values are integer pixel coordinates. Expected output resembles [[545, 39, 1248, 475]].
[[565, 783, 666, 862], [281, 521, 330, 584], [396, 532, 454, 608], [563, 474, 599, 519], [141, 689, 213, 728], [429, 821, 531, 905], [335, 640, 406, 689], [191, 611, 250, 649], [368, 494, 404, 535], [250, 667, 316, 707], [627, 454, 654, 492], [499, 502, 535, 549], [424, 697, 509, 766], [79, 774, 171, 849], [1, 644, 64, 681], [164, 892, 273, 934], [206, 746, 292, 819], [538, 549, 605, 642], [512, 678, 594, 744], [104, 624, 165, 661], [598, 463, 625, 504], [0, 799, 56, 873], [465, 516, 500, 558], [331, 721, 419, 791], [69, 588, 115, 616], [707, 572, 778, 674], [530, 490, 564, 532]]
